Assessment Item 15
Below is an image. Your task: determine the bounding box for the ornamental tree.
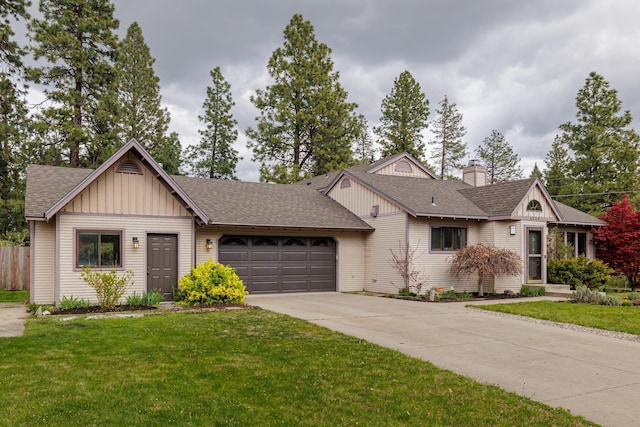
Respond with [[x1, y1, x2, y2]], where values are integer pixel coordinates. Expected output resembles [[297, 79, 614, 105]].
[[448, 243, 522, 296], [592, 194, 640, 290]]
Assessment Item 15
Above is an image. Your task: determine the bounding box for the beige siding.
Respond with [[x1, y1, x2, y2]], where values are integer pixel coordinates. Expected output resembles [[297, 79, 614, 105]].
[[57, 213, 193, 304], [194, 228, 366, 293], [328, 176, 401, 217], [513, 185, 559, 221], [32, 221, 56, 304], [373, 159, 434, 178], [408, 217, 480, 293], [554, 225, 597, 259], [61, 153, 189, 217], [363, 213, 406, 293], [492, 221, 528, 293]]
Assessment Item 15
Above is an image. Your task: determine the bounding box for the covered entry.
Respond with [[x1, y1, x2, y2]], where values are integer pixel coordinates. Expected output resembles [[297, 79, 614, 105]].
[[218, 235, 336, 293]]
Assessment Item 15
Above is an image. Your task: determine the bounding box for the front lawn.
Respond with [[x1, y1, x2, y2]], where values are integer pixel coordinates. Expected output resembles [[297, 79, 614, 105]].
[[0, 310, 594, 426], [474, 301, 640, 335], [0, 289, 29, 302]]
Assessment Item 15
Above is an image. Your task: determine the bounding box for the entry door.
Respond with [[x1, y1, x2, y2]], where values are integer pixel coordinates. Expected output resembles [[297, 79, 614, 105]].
[[527, 229, 543, 282], [147, 234, 178, 300]]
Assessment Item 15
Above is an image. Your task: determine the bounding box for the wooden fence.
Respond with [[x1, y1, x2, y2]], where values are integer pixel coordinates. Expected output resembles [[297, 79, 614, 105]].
[[0, 247, 30, 290]]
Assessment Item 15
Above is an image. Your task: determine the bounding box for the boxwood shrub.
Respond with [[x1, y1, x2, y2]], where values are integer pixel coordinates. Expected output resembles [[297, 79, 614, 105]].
[[547, 255, 612, 290], [177, 260, 247, 305]]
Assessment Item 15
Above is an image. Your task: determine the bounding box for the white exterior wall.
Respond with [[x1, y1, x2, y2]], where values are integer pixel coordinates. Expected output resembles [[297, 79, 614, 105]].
[[56, 213, 193, 304], [328, 177, 401, 217], [194, 228, 367, 293], [31, 221, 56, 304], [363, 213, 406, 294]]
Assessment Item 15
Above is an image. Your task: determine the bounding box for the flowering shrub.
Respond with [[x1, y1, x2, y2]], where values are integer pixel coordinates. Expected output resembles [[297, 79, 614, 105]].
[[177, 260, 247, 305]]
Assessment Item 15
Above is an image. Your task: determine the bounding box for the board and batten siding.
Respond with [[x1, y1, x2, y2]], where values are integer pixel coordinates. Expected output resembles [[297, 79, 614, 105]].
[[194, 228, 366, 293], [327, 176, 401, 217], [409, 217, 479, 293], [31, 221, 56, 304], [363, 213, 406, 294], [373, 160, 434, 179], [61, 153, 189, 217], [56, 214, 193, 304]]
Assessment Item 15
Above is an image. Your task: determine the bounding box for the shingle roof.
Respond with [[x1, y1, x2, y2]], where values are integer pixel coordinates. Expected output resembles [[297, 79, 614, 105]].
[[172, 176, 373, 230], [25, 165, 93, 219], [348, 170, 487, 218], [553, 200, 607, 226], [458, 178, 539, 217]]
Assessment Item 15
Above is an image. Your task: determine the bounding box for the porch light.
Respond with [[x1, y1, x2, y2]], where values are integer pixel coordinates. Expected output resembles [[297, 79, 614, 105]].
[[132, 236, 139, 249], [206, 239, 213, 250], [509, 225, 516, 235]]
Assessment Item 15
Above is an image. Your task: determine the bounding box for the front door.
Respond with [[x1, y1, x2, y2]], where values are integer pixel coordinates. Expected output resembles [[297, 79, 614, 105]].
[[527, 229, 543, 283], [147, 234, 178, 300]]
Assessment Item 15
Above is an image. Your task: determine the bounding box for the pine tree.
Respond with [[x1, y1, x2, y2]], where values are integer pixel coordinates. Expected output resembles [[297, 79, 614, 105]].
[[475, 130, 523, 183], [529, 163, 543, 180], [0, 0, 30, 239], [429, 95, 467, 179], [184, 67, 239, 179], [353, 115, 375, 163], [374, 70, 429, 161], [558, 71, 640, 215], [543, 136, 569, 199], [246, 14, 359, 183], [116, 21, 179, 172], [28, 0, 120, 168]]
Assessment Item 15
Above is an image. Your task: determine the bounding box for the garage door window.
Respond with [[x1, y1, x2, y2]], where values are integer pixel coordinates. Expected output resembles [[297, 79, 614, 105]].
[[253, 237, 277, 246], [311, 238, 333, 247], [284, 238, 306, 246], [220, 236, 247, 246]]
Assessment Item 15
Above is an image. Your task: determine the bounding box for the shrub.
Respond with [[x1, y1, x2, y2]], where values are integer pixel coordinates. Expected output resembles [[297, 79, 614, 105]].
[[437, 290, 457, 300], [570, 286, 622, 306], [177, 260, 247, 305], [59, 295, 91, 310], [126, 290, 163, 307], [626, 292, 640, 300], [519, 286, 545, 297], [547, 256, 612, 290], [80, 268, 134, 311], [398, 288, 417, 297]]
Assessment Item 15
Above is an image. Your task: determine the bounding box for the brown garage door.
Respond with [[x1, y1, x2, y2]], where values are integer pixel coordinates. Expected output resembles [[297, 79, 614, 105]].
[[218, 236, 336, 293]]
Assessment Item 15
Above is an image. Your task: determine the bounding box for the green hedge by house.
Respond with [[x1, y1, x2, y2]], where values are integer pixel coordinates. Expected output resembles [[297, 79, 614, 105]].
[[547, 256, 612, 290]]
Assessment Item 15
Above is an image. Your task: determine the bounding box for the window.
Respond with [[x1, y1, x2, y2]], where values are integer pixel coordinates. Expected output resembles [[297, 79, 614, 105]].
[[526, 200, 542, 212], [340, 178, 351, 189], [77, 231, 122, 268], [253, 237, 277, 246], [431, 226, 467, 251], [395, 159, 413, 173], [560, 231, 587, 257]]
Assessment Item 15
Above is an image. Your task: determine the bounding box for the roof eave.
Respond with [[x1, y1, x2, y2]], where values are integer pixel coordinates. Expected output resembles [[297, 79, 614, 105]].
[[204, 222, 374, 232]]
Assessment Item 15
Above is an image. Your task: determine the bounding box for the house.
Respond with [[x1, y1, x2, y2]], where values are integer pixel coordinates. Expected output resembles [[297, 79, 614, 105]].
[[25, 140, 604, 305]]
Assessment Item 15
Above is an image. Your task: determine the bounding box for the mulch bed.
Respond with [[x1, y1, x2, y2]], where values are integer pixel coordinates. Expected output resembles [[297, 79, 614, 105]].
[[385, 292, 524, 303], [47, 303, 259, 316]]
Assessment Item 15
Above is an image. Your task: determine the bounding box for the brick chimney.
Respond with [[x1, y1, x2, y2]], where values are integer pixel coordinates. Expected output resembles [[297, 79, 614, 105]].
[[462, 160, 487, 187]]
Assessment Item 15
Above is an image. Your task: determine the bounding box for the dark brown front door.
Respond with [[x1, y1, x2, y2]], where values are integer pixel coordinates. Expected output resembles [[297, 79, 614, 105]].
[[147, 234, 178, 300]]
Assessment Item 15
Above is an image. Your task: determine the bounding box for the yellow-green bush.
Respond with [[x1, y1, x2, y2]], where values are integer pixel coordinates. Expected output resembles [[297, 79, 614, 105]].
[[177, 260, 247, 305]]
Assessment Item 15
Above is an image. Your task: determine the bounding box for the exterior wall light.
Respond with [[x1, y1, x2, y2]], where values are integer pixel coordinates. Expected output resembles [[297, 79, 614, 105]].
[[509, 225, 517, 235], [132, 236, 139, 249], [206, 238, 213, 250]]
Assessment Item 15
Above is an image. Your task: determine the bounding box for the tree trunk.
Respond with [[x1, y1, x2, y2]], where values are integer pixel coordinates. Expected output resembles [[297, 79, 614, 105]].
[[478, 273, 484, 296]]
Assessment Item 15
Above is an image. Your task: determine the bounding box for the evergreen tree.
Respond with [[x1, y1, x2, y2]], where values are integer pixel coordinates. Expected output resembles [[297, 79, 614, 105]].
[[353, 114, 375, 163], [429, 95, 467, 179], [374, 70, 429, 161], [543, 135, 569, 198], [0, 0, 30, 239], [28, 0, 120, 168], [116, 21, 178, 172], [246, 14, 359, 183], [184, 66, 239, 179], [475, 130, 523, 183], [558, 71, 640, 214], [529, 163, 543, 180]]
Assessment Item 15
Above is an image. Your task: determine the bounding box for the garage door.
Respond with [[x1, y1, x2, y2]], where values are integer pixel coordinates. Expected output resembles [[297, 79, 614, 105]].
[[218, 235, 336, 293]]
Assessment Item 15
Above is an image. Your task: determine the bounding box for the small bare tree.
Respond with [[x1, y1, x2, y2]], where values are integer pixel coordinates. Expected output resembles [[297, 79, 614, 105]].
[[448, 243, 522, 296], [388, 241, 429, 294]]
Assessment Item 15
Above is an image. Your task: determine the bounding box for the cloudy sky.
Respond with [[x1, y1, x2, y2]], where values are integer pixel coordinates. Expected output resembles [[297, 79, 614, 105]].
[[28, 0, 640, 181]]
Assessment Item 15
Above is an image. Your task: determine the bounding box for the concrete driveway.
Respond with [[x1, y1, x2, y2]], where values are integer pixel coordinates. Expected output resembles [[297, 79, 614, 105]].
[[0, 302, 29, 338], [247, 292, 640, 427]]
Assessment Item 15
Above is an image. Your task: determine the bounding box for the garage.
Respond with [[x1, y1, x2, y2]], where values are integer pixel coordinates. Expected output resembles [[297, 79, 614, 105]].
[[218, 235, 336, 293]]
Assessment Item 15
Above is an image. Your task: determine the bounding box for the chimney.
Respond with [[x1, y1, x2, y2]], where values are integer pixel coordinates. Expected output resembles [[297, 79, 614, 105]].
[[462, 160, 487, 187]]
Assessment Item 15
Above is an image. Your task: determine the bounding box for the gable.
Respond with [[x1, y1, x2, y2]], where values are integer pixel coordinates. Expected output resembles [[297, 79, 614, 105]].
[[367, 153, 437, 179], [512, 182, 560, 221], [61, 152, 190, 217], [327, 175, 402, 217]]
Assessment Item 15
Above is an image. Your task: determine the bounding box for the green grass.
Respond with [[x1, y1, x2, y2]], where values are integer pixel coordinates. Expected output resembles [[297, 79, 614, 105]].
[[0, 310, 595, 426], [0, 289, 29, 302], [474, 301, 640, 335]]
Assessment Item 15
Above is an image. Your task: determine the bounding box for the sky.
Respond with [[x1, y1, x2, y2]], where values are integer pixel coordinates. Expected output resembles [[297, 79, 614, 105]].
[[26, 1, 640, 181]]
